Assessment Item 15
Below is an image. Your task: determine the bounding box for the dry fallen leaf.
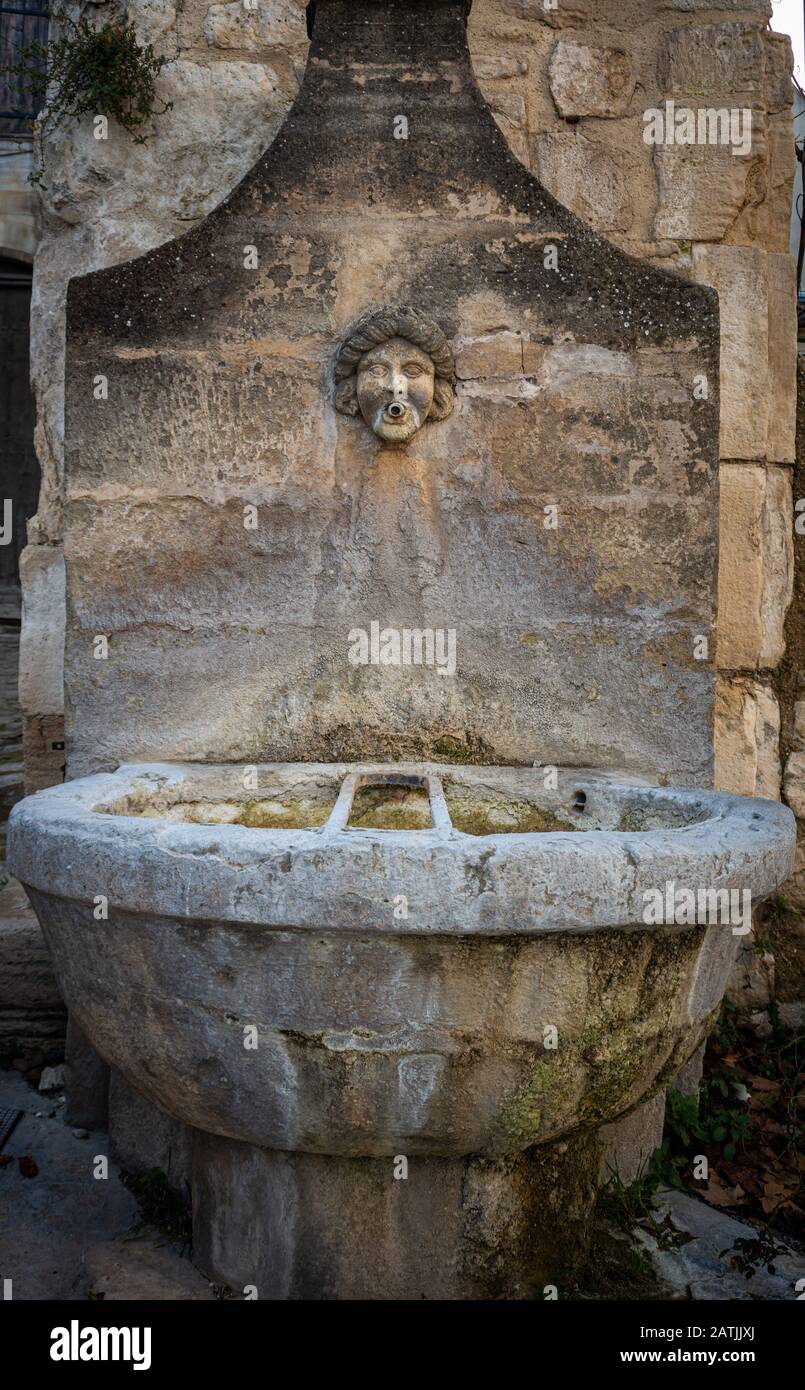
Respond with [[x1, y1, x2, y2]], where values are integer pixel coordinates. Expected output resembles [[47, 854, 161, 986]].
[[704, 1172, 745, 1207], [747, 1076, 779, 1093], [760, 1175, 799, 1214]]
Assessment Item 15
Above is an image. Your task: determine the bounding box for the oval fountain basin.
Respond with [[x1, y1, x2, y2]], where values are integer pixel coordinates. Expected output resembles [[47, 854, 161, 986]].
[[7, 762, 795, 1158]]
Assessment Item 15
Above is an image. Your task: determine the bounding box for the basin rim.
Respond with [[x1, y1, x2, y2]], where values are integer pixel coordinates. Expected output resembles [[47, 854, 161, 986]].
[[7, 762, 795, 935]]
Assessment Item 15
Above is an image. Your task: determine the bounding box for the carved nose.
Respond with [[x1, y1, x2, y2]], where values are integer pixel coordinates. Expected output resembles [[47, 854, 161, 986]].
[[387, 402, 406, 419]]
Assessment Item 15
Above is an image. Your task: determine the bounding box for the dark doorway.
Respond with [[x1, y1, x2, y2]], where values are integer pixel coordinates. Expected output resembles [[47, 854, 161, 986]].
[[0, 252, 39, 842], [0, 253, 38, 609]]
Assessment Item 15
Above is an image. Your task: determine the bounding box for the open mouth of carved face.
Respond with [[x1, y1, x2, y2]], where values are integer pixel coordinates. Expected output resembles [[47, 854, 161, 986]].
[[374, 400, 420, 441]]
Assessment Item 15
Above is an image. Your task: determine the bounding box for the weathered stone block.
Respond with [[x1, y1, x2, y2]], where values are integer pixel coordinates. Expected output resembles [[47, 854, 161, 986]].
[[511, 0, 594, 28], [0, 876, 65, 1049], [659, 22, 766, 103], [715, 676, 781, 797], [86, 1236, 215, 1300], [726, 939, 775, 1012], [488, 92, 529, 161], [192, 1128, 600, 1299], [692, 245, 768, 461], [22, 714, 65, 795], [670, 1041, 705, 1100], [203, 0, 307, 50], [784, 752, 805, 819], [757, 113, 799, 253], [766, 252, 797, 463], [653, 131, 764, 243], [64, 1015, 109, 1130], [109, 1069, 192, 1195], [661, 0, 771, 11], [454, 331, 542, 380], [488, 91, 527, 129], [472, 55, 528, 81], [131, 0, 178, 49], [598, 1091, 666, 1186], [18, 544, 65, 719], [717, 464, 792, 671], [717, 465, 766, 670], [548, 41, 634, 118], [533, 131, 634, 233], [763, 30, 796, 114], [61, 50, 720, 787], [760, 465, 794, 666]]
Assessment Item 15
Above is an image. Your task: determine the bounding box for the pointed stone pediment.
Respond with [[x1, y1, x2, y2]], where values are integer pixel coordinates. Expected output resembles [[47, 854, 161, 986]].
[[64, 0, 719, 782]]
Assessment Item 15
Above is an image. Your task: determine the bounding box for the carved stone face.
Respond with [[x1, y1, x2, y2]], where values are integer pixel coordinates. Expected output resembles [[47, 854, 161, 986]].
[[356, 337, 436, 444]]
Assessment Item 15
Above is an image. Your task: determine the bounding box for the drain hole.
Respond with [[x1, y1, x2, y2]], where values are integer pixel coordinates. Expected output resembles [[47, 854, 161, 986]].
[[571, 790, 587, 814]]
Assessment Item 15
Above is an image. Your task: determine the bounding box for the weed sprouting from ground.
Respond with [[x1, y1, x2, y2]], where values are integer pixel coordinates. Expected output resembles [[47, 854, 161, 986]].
[[120, 1168, 192, 1249]]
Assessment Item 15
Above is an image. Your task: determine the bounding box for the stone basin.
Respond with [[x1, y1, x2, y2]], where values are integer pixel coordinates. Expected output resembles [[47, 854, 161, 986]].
[[7, 762, 795, 1161]]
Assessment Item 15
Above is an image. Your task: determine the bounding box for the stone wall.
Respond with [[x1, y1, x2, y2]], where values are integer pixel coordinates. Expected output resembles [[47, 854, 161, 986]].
[[16, 2, 802, 994], [0, 140, 36, 263], [766, 354, 805, 1022], [60, 0, 720, 780]]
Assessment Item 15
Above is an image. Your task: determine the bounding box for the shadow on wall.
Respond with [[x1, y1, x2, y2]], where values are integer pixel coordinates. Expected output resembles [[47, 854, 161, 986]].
[[0, 254, 39, 847]]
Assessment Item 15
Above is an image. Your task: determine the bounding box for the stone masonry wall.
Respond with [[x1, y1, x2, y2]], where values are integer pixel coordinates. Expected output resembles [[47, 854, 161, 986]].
[[18, 1, 800, 992], [767, 354, 805, 1021], [60, 0, 720, 780]]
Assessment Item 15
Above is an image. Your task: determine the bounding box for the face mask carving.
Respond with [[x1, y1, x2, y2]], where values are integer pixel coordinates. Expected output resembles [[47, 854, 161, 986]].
[[356, 338, 435, 444], [334, 307, 455, 445]]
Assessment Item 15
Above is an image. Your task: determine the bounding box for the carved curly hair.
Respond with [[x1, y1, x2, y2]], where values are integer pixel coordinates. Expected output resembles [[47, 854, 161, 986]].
[[334, 305, 455, 422]]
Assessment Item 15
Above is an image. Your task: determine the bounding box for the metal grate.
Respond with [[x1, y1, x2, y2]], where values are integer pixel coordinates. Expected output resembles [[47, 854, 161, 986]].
[[0, 1106, 23, 1151], [0, 2, 50, 136]]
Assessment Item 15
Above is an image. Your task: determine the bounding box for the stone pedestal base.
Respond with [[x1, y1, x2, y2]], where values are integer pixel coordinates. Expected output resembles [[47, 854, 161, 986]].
[[192, 1129, 600, 1300]]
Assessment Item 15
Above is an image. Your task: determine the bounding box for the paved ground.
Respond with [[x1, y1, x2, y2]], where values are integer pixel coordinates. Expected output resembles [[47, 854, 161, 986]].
[[2, 1063, 802, 1302], [0, 1069, 214, 1300], [640, 1189, 805, 1301]]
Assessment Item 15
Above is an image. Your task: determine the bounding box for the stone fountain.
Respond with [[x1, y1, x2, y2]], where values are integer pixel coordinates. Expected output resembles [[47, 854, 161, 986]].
[[8, 0, 796, 1298]]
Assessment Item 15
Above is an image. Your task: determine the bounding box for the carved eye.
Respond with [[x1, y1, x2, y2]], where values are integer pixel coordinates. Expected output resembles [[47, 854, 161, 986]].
[[368, 365, 386, 378], [404, 364, 423, 378]]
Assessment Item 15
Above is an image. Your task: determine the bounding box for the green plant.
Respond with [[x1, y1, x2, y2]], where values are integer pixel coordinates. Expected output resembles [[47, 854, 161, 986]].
[[603, 1163, 658, 1226], [699, 1073, 751, 1162], [602, 1162, 693, 1251], [721, 1231, 789, 1278], [766, 999, 788, 1043], [121, 1168, 192, 1248], [650, 1089, 701, 1189], [6, 10, 172, 185], [711, 998, 740, 1053], [649, 1078, 752, 1191]]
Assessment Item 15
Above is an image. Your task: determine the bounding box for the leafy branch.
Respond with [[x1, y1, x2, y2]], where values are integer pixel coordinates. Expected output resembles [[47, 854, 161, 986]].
[[5, 9, 173, 184]]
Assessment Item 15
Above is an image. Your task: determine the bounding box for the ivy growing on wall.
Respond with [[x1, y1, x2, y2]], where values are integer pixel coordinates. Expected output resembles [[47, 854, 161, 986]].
[[7, 9, 173, 184]]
